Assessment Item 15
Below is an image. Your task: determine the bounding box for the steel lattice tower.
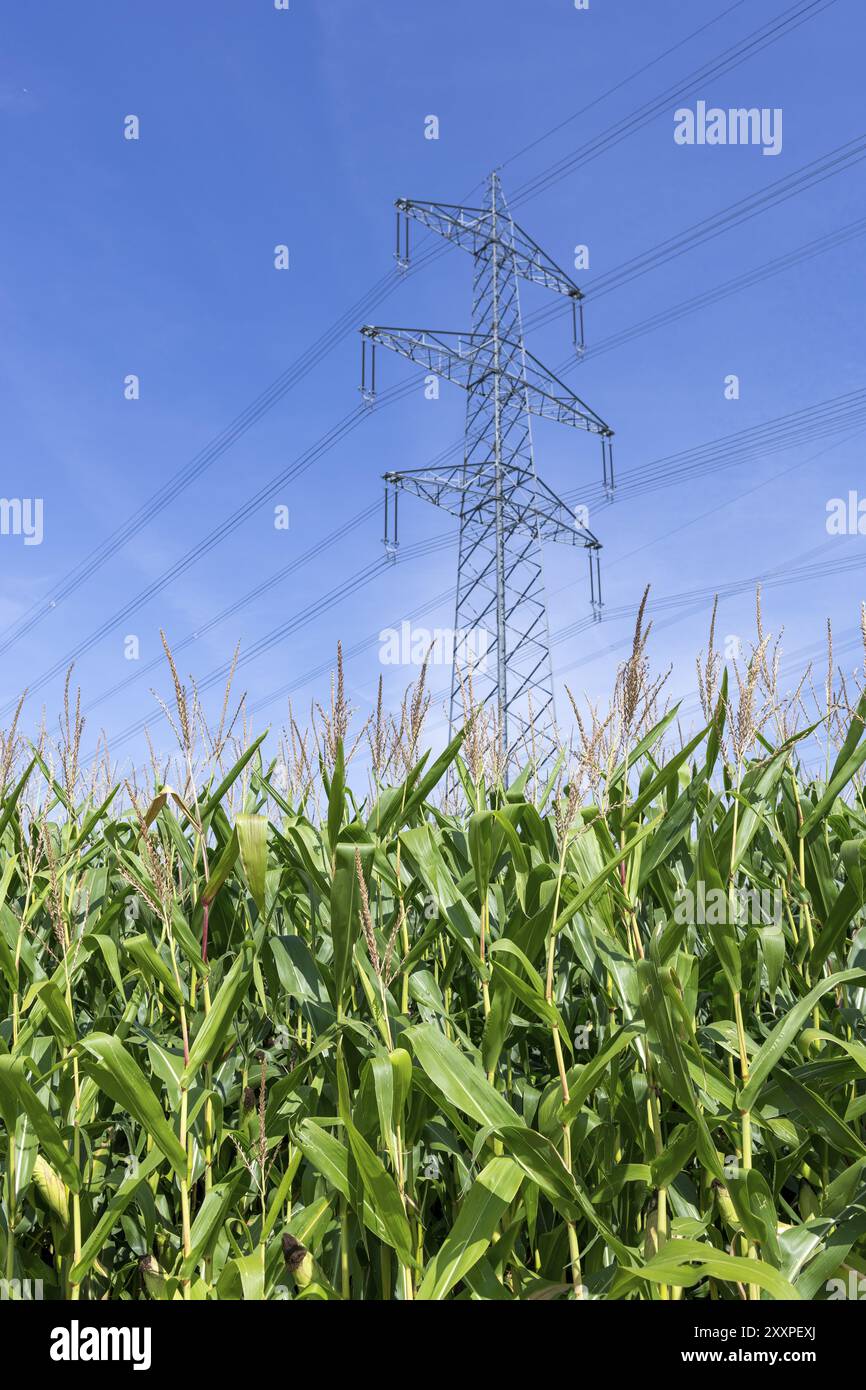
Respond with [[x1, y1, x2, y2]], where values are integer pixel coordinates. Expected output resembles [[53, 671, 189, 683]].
[[361, 173, 614, 773]]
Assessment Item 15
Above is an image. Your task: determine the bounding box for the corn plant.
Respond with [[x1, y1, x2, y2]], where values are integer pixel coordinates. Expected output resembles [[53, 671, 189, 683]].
[[2, 620, 866, 1302]]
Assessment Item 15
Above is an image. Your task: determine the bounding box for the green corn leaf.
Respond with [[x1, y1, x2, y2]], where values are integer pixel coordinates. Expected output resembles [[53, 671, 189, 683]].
[[0, 1058, 80, 1193], [182, 940, 254, 1083], [623, 1240, 799, 1300], [739, 969, 866, 1111], [405, 1024, 519, 1131], [79, 1033, 187, 1177], [417, 1157, 524, 1299], [343, 1116, 415, 1267], [70, 1148, 165, 1282], [123, 934, 184, 1004], [237, 815, 268, 914]]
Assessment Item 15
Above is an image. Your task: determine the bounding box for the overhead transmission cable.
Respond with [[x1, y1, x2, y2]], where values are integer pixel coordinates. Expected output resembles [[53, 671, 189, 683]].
[[0, 0, 835, 661], [77, 388, 866, 738]]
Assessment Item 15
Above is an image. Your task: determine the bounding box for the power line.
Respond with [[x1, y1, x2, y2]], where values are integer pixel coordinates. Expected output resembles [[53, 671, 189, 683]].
[[419, 538, 866, 740], [173, 425, 866, 767], [509, 0, 841, 207], [523, 138, 866, 335], [18, 162, 863, 722], [82, 394, 866, 748], [0, 266, 404, 657], [361, 425, 866, 746], [26, 254, 861, 740], [578, 388, 866, 513], [563, 216, 866, 360], [0, 0, 837, 665], [0, 381, 423, 719], [77, 499, 382, 718], [87, 533, 457, 760], [500, 0, 750, 171]]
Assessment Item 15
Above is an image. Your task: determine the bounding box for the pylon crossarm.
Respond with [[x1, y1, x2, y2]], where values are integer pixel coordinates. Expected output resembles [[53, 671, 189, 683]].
[[397, 198, 584, 298], [385, 467, 516, 526], [519, 344, 612, 435], [383, 466, 600, 548], [532, 474, 602, 548], [504, 221, 584, 297], [361, 325, 481, 387], [364, 324, 611, 435], [396, 198, 488, 255], [528, 501, 600, 548], [383, 465, 471, 521]]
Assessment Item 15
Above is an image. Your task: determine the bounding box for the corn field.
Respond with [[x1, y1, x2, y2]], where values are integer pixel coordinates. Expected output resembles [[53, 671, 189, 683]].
[[2, 608, 866, 1303]]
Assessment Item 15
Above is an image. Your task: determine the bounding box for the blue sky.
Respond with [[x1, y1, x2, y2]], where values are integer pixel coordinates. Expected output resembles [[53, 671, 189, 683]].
[[1, 0, 864, 776]]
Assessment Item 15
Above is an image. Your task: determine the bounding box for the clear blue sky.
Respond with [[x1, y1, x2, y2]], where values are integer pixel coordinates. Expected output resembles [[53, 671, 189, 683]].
[[1, 0, 864, 775]]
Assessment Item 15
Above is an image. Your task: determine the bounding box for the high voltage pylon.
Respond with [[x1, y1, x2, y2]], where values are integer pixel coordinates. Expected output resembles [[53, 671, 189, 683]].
[[360, 172, 614, 772]]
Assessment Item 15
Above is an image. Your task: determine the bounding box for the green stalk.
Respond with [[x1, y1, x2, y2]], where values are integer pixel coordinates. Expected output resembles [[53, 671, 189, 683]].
[[5, 1130, 15, 1290], [645, 1081, 669, 1300], [68, 1053, 82, 1298], [179, 1086, 192, 1300], [59, 880, 83, 1299], [790, 775, 819, 1025], [339, 1195, 351, 1300], [480, 894, 491, 1021], [730, 767, 758, 1301], [546, 831, 582, 1298], [376, 987, 414, 1300]]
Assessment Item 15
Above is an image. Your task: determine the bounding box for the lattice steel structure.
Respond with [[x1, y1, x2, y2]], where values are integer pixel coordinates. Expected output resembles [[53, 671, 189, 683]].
[[360, 172, 614, 772]]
